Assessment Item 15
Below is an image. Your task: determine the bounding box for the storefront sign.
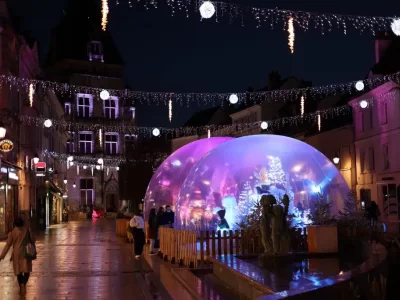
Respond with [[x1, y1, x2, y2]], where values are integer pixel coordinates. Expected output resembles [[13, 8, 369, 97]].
[[35, 161, 46, 173], [0, 139, 14, 152]]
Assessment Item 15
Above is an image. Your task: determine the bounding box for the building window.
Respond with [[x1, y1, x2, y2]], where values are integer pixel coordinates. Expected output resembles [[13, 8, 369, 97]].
[[383, 144, 389, 170], [79, 132, 93, 154], [87, 41, 104, 62], [66, 132, 75, 153], [368, 147, 375, 171], [65, 102, 71, 116], [360, 150, 365, 173], [104, 133, 119, 154], [76, 94, 93, 117], [380, 102, 388, 125], [104, 97, 119, 119], [80, 178, 94, 206]]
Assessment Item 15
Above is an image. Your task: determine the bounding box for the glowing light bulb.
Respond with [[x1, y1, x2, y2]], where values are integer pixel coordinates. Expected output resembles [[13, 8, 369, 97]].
[[229, 94, 238, 104], [391, 18, 400, 36], [359, 100, 368, 109], [100, 90, 110, 100], [300, 96, 304, 117], [199, 1, 215, 19], [44, 119, 52, 128], [99, 129, 102, 147], [355, 81, 364, 91], [152, 128, 160, 137], [260, 121, 268, 130], [287, 16, 295, 54], [207, 129, 211, 138]]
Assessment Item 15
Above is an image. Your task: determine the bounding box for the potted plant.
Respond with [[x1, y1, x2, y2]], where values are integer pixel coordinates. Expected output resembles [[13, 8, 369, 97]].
[[307, 194, 338, 253]]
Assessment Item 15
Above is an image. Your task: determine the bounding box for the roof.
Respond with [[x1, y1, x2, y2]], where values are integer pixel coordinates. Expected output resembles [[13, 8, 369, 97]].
[[45, 0, 123, 66]]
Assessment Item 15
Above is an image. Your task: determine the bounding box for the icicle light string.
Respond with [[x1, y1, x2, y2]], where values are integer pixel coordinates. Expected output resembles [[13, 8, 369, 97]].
[[101, 0, 109, 31], [116, 0, 396, 35], [1, 71, 399, 106], [4, 91, 396, 137]]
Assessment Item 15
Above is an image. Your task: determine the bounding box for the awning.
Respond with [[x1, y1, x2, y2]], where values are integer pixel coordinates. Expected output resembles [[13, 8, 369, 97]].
[[0, 159, 22, 170]]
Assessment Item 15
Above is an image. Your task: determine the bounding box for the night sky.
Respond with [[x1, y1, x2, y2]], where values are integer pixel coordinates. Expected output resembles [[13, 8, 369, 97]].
[[10, 0, 400, 127]]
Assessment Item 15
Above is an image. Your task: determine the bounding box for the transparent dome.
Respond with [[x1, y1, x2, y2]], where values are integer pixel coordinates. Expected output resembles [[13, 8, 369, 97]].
[[176, 134, 350, 230], [144, 137, 233, 221]]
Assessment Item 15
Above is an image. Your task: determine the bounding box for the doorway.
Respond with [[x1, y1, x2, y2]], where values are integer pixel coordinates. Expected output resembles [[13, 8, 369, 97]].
[[381, 184, 399, 221]]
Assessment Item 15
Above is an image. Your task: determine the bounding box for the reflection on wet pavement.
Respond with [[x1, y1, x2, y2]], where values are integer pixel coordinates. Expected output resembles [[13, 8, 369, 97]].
[[0, 219, 155, 300]]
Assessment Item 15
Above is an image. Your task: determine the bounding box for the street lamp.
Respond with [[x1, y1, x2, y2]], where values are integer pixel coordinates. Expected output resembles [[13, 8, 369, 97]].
[[33, 153, 39, 165], [0, 122, 6, 139], [63, 177, 67, 184], [72, 182, 76, 188]]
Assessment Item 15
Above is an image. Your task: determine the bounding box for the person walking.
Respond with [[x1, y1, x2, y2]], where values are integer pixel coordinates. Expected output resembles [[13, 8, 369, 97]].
[[130, 209, 145, 259], [0, 217, 35, 295], [367, 201, 380, 227], [148, 208, 158, 255]]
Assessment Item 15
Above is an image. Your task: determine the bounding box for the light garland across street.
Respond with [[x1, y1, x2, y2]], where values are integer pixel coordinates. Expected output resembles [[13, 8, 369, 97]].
[[116, 0, 398, 36], [1, 72, 399, 106], [8, 90, 397, 138]]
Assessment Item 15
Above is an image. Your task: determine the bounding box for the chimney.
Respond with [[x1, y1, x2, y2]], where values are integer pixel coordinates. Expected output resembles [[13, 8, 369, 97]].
[[375, 32, 392, 63]]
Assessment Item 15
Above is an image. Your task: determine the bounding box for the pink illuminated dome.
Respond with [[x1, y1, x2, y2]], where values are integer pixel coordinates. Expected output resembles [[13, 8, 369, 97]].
[[143, 137, 233, 222], [176, 135, 350, 230]]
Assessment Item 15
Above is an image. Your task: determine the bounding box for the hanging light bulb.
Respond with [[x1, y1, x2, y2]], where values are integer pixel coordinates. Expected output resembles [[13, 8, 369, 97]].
[[116, 166, 120, 171], [152, 128, 160, 137], [229, 94, 239, 104], [29, 83, 34, 107], [72, 182, 76, 188], [63, 177, 67, 184], [97, 158, 104, 165], [199, 1, 215, 19], [300, 96, 305, 117], [101, 0, 109, 31], [260, 121, 268, 130], [83, 165, 87, 170], [355, 81, 365, 91], [99, 129, 102, 147], [391, 18, 400, 36], [96, 165, 101, 170], [169, 99, 172, 122], [100, 90, 110, 100], [44, 119, 53, 128], [317, 113, 321, 132], [287, 16, 295, 54], [359, 100, 368, 109]]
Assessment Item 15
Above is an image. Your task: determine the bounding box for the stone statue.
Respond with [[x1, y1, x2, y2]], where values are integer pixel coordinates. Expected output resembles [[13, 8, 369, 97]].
[[260, 194, 291, 256], [260, 195, 276, 255]]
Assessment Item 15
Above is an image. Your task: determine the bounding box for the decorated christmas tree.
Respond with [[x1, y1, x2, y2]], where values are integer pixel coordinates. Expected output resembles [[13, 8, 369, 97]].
[[266, 156, 286, 186], [236, 180, 254, 224]]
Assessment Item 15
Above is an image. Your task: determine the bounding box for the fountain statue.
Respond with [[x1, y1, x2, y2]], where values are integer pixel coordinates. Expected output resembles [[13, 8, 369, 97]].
[[260, 194, 291, 257]]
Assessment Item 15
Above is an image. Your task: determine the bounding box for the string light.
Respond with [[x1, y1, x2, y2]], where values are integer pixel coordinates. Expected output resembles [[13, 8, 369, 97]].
[[101, 0, 109, 31], [29, 83, 34, 107], [359, 100, 368, 109], [1, 92, 395, 138], [317, 113, 321, 132], [42, 150, 167, 168], [229, 94, 239, 104], [169, 99, 172, 122], [260, 121, 268, 130], [288, 16, 295, 54], [0, 71, 398, 106], [121, 0, 393, 35], [355, 81, 365, 91], [207, 129, 211, 138], [300, 96, 304, 117]]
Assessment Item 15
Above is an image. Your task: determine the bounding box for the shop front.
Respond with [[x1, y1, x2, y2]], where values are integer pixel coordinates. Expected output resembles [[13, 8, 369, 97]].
[[0, 160, 20, 237], [36, 180, 64, 230]]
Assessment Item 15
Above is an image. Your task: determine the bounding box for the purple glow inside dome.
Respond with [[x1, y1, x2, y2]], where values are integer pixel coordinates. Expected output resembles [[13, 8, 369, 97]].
[[143, 137, 233, 221], [176, 135, 350, 230]]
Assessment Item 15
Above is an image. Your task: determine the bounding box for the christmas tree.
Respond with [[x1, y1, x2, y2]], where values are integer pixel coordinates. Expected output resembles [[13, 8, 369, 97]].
[[236, 180, 254, 225], [266, 156, 286, 186]]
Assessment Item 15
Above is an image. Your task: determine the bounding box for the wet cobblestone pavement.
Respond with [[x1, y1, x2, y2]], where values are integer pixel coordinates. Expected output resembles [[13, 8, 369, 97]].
[[0, 219, 155, 300]]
